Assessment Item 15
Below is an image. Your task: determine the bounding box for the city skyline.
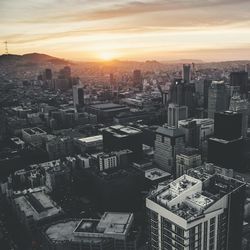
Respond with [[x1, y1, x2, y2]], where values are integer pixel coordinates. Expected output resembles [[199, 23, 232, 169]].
[[1, 0, 250, 61]]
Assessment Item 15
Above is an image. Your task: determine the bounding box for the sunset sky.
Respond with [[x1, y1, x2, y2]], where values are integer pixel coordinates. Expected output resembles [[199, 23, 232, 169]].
[[1, 0, 250, 61]]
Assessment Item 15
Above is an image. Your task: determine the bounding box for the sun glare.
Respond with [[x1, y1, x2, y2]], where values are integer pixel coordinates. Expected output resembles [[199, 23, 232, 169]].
[[99, 51, 116, 61]]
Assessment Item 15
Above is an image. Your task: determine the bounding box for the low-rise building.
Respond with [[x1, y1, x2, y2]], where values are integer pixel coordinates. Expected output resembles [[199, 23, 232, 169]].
[[42, 212, 140, 250], [22, 127, 47, 146], [11, 187, 63, 231]]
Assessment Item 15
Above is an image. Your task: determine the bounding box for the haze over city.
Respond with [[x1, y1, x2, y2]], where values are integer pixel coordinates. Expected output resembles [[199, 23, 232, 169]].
[[1, 0, 250, 61], [1, 1, 250, 250]]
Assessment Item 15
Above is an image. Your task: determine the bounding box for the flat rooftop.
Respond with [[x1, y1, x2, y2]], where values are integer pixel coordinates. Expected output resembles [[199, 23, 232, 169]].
[[45, 220, 100, 243], [23, 127, 46, 135], [148, 172, 245, 222], [78, 135, 103, 143], [90, 103, 128, 110], [11, 137, 25, 144], [156, 126, 184, 138], [14, 189, 62, 221], [97, 212, 132, 235], [103, 125, 142, 137], [145, 168, 171, 181], [45, 212, 134, 243]]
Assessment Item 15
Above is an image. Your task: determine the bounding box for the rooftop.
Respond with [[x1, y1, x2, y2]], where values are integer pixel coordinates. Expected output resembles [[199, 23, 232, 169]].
[[145, 168, 171, 181], [156, 126, 184, 138], [148, 171, 245, 222], [11, 137, 25, 144], [78, 135, 103, 143], [14, 189, 62, 221], [103, 125, 142, 137], [90, 103, 127, 110], [45, 212, 134, 243], [22, 127, 46, 136]]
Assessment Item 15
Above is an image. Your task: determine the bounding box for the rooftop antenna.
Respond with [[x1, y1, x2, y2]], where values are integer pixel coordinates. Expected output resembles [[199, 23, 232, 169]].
[[4, 41, 8, 55]]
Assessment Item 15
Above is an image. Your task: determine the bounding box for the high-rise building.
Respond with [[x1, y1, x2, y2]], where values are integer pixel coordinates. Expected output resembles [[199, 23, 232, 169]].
[[214, 111, 242, 141], [229, 92, 248, 138], [44, 68, 52, 80], [178, 119, 200, 148], [230, 71, 248, 97], [176, 148, 202, 177], [168, 103, 188, 128], [133, 69, 142, 89], [59, 66, 71, 79], [208, 137, 244, 172], [73, 85, 84, 108], [204, 79, 212, 110], [102, 125, 143, 160], [146, 171, 246, 250], [183, 64, 191, 84], [154, 126, 185, 174], [169, 79, 196, 116], [208, 81, 228, 119], [245, 64, 250, 77], [208, 110, 244, 171]]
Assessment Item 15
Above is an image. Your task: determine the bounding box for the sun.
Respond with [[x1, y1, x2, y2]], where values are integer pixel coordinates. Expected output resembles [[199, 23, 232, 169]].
[[99, 51, 116, 61]]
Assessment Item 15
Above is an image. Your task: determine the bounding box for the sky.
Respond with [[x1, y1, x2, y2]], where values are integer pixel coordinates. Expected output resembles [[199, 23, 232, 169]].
[[1, 0, 250, 62]]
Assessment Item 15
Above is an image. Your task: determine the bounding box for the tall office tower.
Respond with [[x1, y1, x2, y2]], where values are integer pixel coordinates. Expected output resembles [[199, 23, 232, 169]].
[[169, 79, 196, 116], [183, 64, 191, 84], [146, 171, 246, 250], [208, 137, 244, 171], [230, 71, 248, 97], [208, 111, 244, 171], [59, 66, 71, 79], [208, 81, 228, 119], [162, 91, 169, 106], [192, 62, 196, 78], [168, 103, 188, 128], [176, 148, 202, 177], [214, 111, 242, 140], [154, 126, 185, 174], [102, 125, 143, 160], [204, 79, 212, 110], [110, 73, 115, 86], [44, 68, 52, 80], [230, 92, 248, 138], [178, 119, 200, 148], [73, 85, 84, 108], [245, 64, 250, 77], [133, 69, 142, 89]]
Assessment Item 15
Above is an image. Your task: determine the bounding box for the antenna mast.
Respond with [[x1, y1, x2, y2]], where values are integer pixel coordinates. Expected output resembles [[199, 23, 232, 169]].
[[4, 41, 8, 55]]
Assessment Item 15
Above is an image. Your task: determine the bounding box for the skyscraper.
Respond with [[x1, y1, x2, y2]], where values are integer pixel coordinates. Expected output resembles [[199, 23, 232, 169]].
[[203, 79, 212, 110], [168, 103, 188, 128], [183, 64, 191, 84], [208, 81, 228, 119], [245, 64, 250, 77], [229, 92, 248, 138], [154, 126, 185, 174], [146, 170, 246, 250], [73, 85, 84, 108], [133, 69, 142, 89], [44, 68, 52, 80], [230, 71, 248, 97], [178, 119, 200, 148], [59, 66, 71, 79], [208, 111, 244, 171], [214, 111, 242, 140], [169, 79, 196, 116]]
